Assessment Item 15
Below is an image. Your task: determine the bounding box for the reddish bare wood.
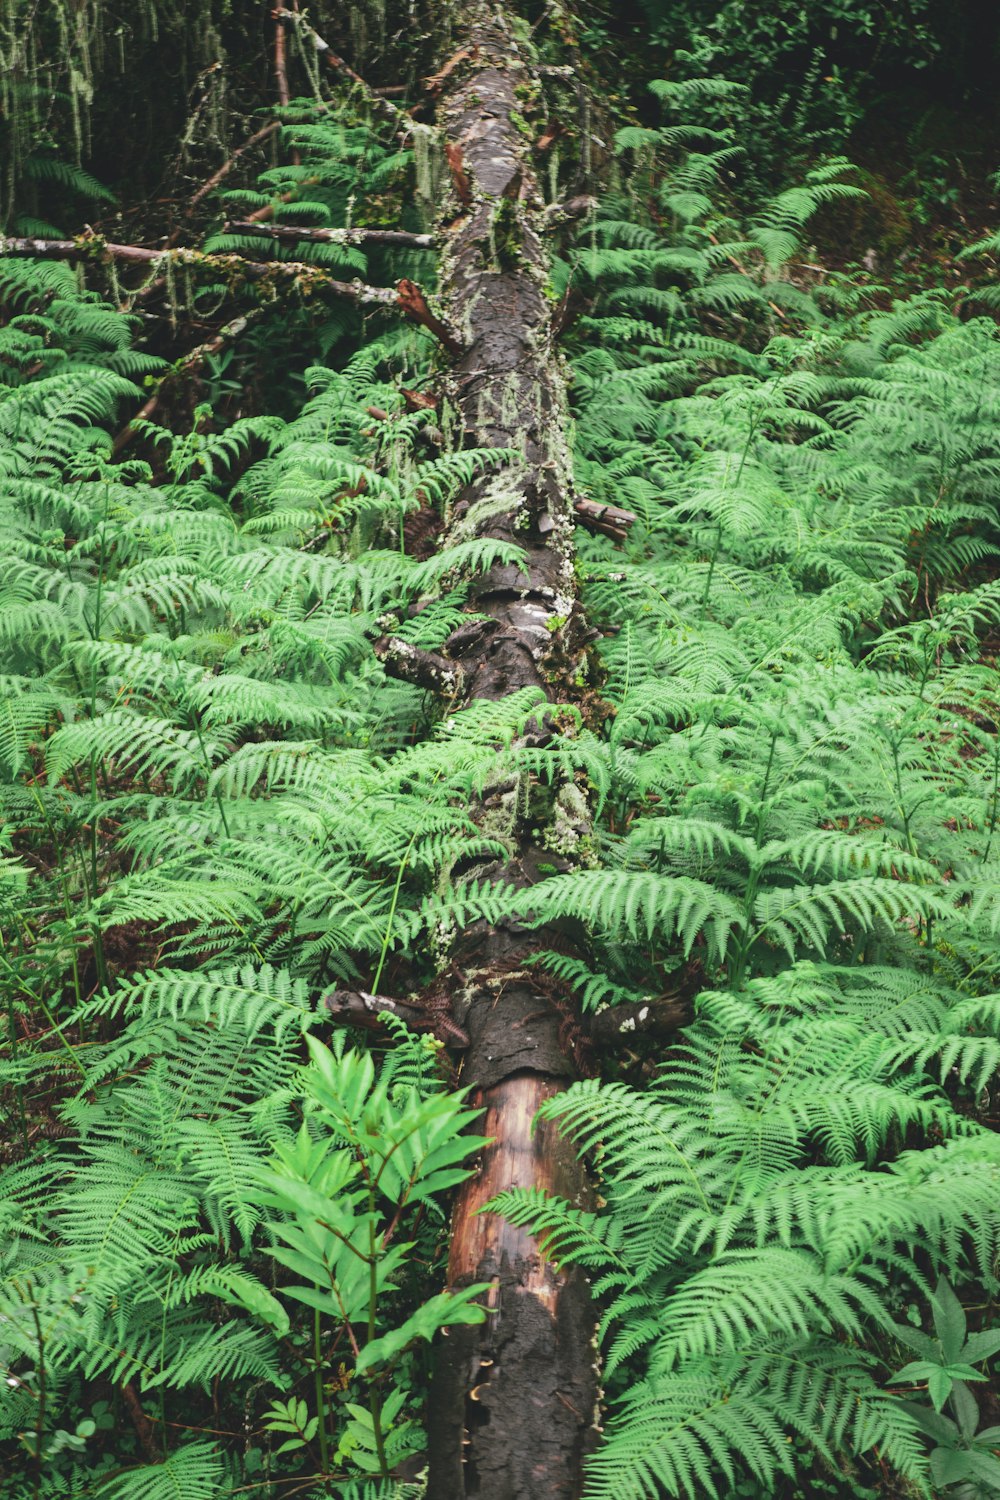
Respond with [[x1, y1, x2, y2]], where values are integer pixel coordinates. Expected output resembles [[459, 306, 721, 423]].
[[424, 46, 477, 96], [444, 143, 472, 208], [571, 495, 637, 540], [396, 278, 464, 355], [535, 121, 565, 153], [272, 4, 292, 108]]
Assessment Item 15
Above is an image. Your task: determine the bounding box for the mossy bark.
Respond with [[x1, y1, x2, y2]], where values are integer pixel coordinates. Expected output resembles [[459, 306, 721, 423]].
[[424, 7, 599, 1497]]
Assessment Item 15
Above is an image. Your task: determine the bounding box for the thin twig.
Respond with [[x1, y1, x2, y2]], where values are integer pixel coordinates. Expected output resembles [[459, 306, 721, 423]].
[[273, 8, 415, 130], [111, 309, 264, 455], [186, 120, 281, 216]]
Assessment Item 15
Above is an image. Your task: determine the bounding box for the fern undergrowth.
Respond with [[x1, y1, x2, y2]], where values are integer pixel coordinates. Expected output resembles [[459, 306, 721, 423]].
[[1, 69, 1000, 1500]]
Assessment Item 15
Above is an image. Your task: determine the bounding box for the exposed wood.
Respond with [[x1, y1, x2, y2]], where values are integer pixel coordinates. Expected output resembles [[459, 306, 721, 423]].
[[444, 143, 473, 208], [1, 236, 171, 265], [535, 121, 565, 153], [571, 496, 637, 541], [396, 277, 465, 356], [424, 46, 478, 97], [272, 3, 292, 109]]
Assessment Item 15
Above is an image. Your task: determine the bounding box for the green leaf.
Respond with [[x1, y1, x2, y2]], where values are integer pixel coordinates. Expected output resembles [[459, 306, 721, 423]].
[[355, 1285, 489, 1372], [931, 1278, 968, 1364]]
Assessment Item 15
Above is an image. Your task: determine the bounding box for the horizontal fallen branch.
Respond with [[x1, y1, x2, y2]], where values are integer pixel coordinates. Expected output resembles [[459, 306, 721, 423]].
[[1, 236, 462, 353], [324, 988, 470, 1047], [223, 220, 434, 249], [572, 496, 637, 540], [374, 636, 465, 695], [0, 235, 397, 298]]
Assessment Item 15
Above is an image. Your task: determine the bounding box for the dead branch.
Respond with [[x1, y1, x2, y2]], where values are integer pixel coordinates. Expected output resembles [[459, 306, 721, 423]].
[[273, 8, 414, 130], [273, 5, 292, 108], [224, 220, 434, 249], [396, 277, 464, 354], [324, 988, 470, 1047], [121, 1382, 160, 1463], [572, 496, 637, 540], [111, 309, 264, 455], [1, 236, 167, 265], [444, 142, 472, 208], [424, 46, 478, 96], [374, 636, 464, 695], [185, 120, 281, 217], [0, 236, 400, 305]]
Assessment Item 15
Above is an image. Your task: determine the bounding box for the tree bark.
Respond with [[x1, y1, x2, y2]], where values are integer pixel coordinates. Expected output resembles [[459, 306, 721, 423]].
[[422, 8, 600, 1496]]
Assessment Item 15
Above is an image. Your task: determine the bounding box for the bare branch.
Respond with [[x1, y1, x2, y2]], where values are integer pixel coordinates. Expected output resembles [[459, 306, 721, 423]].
[[396, 278, 464, 355], [572, 496, 637, 541], [1, 236, 166, 265], [273, 4, 292, 108], [374, 636, 464, 695], [112, 309, 264, 455], [324, 988, 470, 1047], [0, 236, 401, 307], [274, 8, 416, 130], [224, 220, 434, 250], [185, 121, 281, 217]]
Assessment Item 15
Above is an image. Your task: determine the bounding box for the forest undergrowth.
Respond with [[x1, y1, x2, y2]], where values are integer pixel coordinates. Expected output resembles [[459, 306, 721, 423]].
[[2, 36, 1000, 1500]]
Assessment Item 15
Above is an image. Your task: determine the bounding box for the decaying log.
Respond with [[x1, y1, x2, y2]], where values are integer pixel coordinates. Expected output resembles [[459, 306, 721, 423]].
[[420, 8, 604, 1496], [324, 985, 684, 1054]]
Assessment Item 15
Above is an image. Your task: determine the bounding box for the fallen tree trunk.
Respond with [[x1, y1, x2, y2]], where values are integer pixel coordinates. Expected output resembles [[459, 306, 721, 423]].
[[419, 8, 601, 1496]]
